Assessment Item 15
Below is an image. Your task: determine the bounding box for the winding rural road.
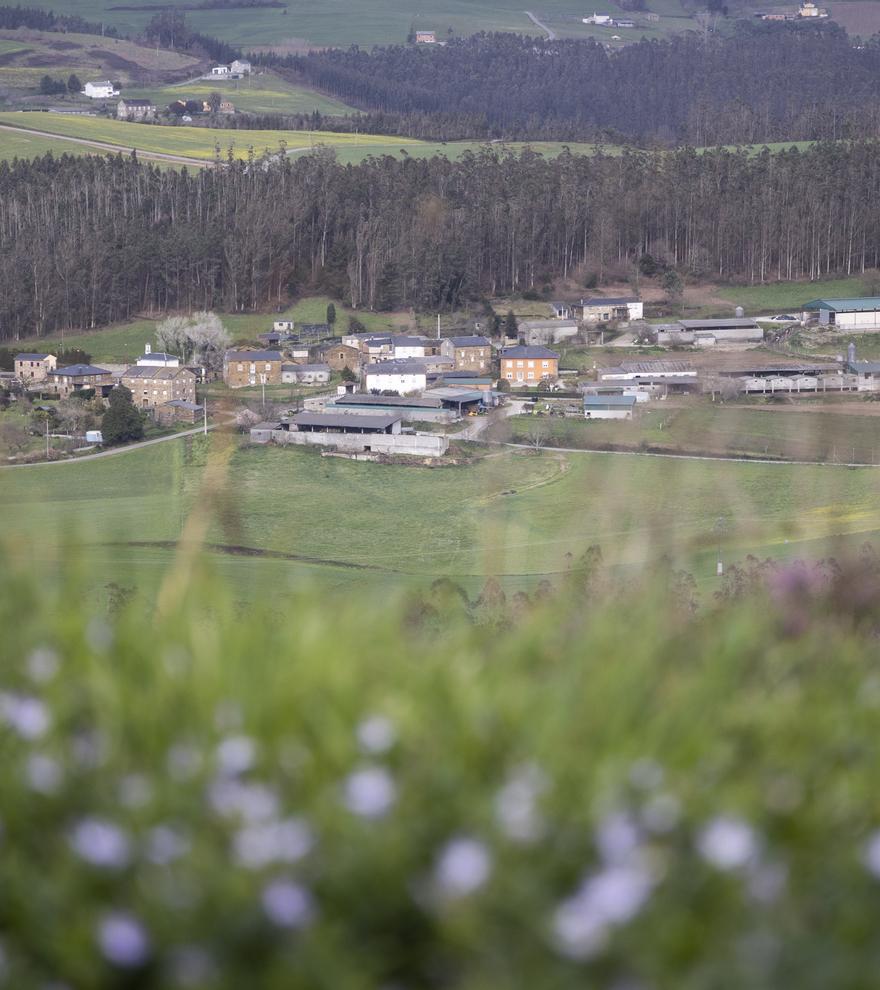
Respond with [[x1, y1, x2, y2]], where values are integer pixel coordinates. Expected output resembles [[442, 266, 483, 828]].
[[0, 122, 212, 168], [525, 10, 557, 39]]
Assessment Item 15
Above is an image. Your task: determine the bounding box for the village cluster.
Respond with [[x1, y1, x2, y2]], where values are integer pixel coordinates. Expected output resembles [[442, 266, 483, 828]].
[[7, 294, 880, 460]]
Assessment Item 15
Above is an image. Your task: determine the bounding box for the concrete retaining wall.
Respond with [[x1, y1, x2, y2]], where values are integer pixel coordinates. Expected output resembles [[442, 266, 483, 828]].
[[268, 429, 448, 457]]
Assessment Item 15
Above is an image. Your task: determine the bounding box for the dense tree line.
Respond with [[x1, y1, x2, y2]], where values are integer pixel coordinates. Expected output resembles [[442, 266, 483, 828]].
[[264, 24, 880, 145], [0, 3, 121, 36], [2, 142, 880, 339]]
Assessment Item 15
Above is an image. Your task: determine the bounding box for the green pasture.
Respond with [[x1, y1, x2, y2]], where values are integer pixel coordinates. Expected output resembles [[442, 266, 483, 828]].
[[125, 72, 356, 116], [0, 112, 604, 163], [718, 273, 880, 312], [17, 0, 702, 47], [497, 403, 880, 464], [10, 296, 414, 360], [0, 127, 104, 160], [3, 431, 880, 603]]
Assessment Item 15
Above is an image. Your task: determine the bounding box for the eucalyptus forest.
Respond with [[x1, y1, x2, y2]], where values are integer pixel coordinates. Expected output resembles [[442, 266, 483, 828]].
[[2, 141, 880, 339]]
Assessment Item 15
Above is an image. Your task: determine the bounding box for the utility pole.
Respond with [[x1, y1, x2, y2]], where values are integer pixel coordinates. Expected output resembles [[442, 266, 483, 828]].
[[45, 419, 49, 460], [714, 517, 727, 577], [437, 313, 440, 339], [203, 396, 208, 436]]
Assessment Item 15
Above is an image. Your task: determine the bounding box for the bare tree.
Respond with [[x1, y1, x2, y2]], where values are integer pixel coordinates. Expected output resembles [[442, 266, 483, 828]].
[[0, 422, 30, 455], [526, 421, 547, 450], [156, 312, 230, 371]]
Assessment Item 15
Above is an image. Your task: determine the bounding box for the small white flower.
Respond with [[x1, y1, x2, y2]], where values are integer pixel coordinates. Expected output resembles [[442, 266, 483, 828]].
[[26, 646, 60, 683], [580, 864, 654, 924], [233, 818, 314, 869], [208, 779, 279, 822], [261, 879, 314, 929], [70, 818, 131, 869], [356, 715, 397, 754], [494, 764, 547, 843], [863, 831, 880, 879], [697, 816, 758, 871], [595, 812, 641, 866], [0, 693, 50, 740], [343, 766, 396, 819], [97, 913, 150, 968], [146, 825, 190, 865], [25, 753, 62, 795], [119, 774, 153, 809], [215, 736, 256, 776], [552, 895, 608, 960], [434, 837, 492, 900]]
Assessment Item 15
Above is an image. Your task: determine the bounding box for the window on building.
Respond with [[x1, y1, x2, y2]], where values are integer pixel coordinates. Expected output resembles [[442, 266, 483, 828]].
[[542, 361, 549, 368], [527, 371, 535, 379]]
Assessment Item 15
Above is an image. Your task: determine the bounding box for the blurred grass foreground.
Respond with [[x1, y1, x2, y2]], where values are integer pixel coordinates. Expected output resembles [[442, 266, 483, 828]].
[[3, 541, 880, 988]]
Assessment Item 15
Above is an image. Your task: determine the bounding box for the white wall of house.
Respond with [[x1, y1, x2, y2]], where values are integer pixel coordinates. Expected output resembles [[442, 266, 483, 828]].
[[835, 310, 880, 330], [83, 82, 117, 98], [392, 344, 426, 359], [365, 371, 426, 394], [584, 408, 632, 419]]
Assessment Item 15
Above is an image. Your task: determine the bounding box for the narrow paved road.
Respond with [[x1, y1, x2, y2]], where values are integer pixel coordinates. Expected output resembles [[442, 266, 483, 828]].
[[1, 419, 226, 469], [0, 123, 212, 168], [525, 10, 557, 39], [454, 400, 524, 440]]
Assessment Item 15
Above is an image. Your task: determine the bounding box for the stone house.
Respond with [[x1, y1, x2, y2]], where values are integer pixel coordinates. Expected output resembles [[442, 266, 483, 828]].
[[14, 353, 57, 383], [439, 335, 492, 373], [223, 349, 284, 388], [120, 366, 197, 409]]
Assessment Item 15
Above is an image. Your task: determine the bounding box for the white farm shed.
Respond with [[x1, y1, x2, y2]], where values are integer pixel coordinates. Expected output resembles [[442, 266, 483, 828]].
[[584, 395, 637, 420], [803, 298, 880, 331]]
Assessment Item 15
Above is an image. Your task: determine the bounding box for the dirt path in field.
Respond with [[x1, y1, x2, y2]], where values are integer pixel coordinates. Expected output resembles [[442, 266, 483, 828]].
[[524, 11, 557, 39], [0, 122, 213, 167]]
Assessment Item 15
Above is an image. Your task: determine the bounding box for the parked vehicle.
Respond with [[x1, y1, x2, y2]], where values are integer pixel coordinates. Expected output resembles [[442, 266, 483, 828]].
[[765, 314, 800, 323]]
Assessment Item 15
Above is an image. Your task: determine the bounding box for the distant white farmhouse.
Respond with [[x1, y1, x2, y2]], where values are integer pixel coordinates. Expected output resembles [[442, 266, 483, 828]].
[[583, 13, 612, 25], [210, 65, 231, 76], [365, 359, 428, 395], [230, 58, 252, 75], [83, 80, 119, 99]]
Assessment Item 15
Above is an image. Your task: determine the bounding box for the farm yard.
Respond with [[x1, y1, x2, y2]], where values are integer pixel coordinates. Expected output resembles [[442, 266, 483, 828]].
[[3, 431, 880, 607]]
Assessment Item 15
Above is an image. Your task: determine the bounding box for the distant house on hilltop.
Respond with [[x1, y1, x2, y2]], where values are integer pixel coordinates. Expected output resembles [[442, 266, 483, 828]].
[[415, 30, 437, 43], [230, 59, 252, 76], [117, 98, 156, 122], [137, 345, 180, 368], [83, 80, 118, 99]]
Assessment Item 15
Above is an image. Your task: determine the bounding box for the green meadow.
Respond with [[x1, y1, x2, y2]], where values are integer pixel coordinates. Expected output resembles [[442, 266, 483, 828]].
[[3, 432, 880, 606], [125, 72, 357, 117], [18, 0, 694, 47], [0, 112, 604, 164]]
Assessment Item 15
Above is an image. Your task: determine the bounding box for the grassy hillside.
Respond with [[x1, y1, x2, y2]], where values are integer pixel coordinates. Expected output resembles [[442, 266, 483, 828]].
[[0, 112, 606, 163], [497, 405, 880, 465], [3, 432, 880, 604], [19, 0, 696, 48], [125, 71, 357, 117]]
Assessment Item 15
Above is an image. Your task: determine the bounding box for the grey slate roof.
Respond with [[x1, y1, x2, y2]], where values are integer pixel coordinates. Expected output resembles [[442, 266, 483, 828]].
[[15, 353, 51, 361], [332, 393, 444, 409], [678, 319, 760, 330], [501, 345, 559, 359], [291, 411, 401, 430], [224, 349, 283, 362], [584, 394, 637, 407], [54, 364, 111, 376], [850, 360, 880, 374], [365, 359, 429, 374], [580, 296, 639, 306], [445, 335, 491, 347]]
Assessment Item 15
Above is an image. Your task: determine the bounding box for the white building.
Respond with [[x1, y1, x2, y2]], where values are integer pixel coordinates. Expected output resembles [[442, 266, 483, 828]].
[[578, 297, 644, 322], [390, 335, 427, 359], [584, 395, 636, 419], [273, 320, 294, 332], [364, 359, 428, 395], [210, 65, 231, 76], [230, 59, 252, 75], [136, 344, 180, 368], [83, 80, 119, 99], [599, 360, 697, 381], [583, 13, 613, 25], [281, 363, 331, 385], [803, 297, 880, 331]]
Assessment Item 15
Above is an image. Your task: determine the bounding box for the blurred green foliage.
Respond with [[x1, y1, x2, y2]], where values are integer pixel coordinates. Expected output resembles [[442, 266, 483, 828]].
[[2, 545, 880, 988]]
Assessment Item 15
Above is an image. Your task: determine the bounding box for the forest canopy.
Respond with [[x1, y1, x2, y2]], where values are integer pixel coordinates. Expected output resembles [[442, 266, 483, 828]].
[[1, 142, 879, 339], [270, 25, 880, 145]]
